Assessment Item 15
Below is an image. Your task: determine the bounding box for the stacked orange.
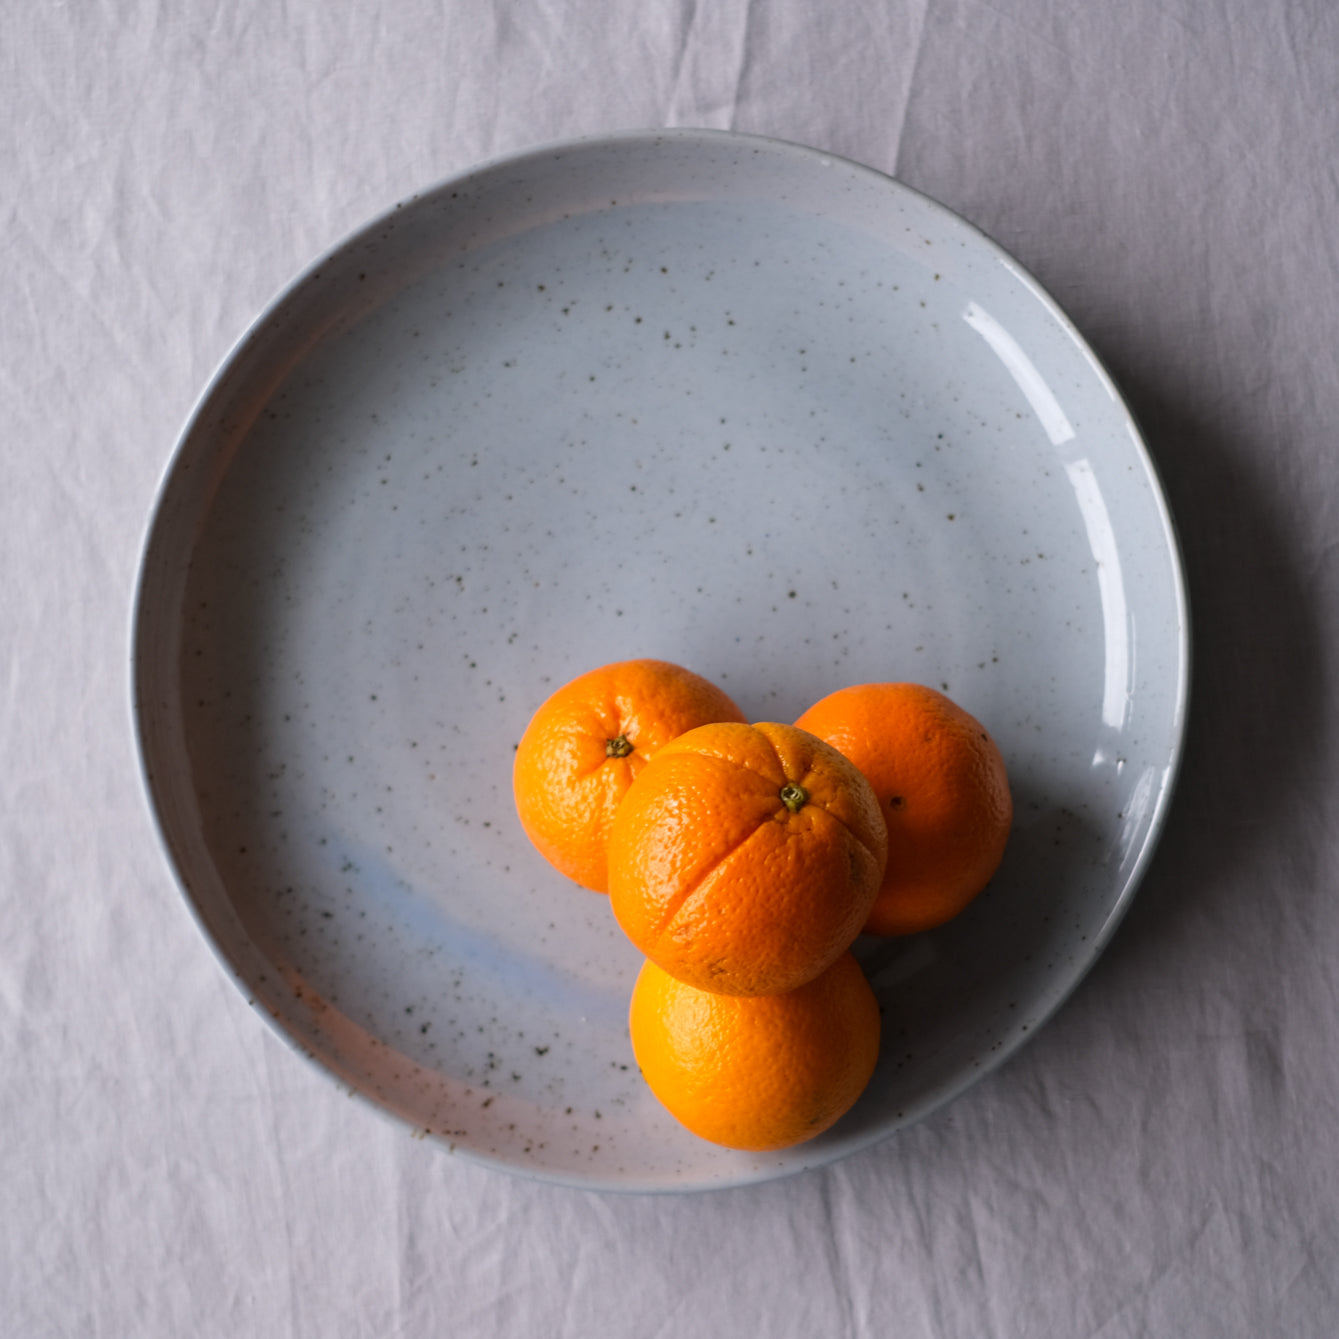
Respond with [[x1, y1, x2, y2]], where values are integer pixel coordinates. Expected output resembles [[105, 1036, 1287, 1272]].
[[513, 660, 1012, 1151]]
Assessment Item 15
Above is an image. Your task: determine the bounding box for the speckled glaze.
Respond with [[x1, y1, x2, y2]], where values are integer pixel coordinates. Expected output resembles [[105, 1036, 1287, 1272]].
[[132, 130, 1189, 1191]]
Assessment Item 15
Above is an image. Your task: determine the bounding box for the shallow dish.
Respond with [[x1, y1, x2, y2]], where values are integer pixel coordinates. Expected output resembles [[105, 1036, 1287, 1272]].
[[133, 130, 1188, 1191]]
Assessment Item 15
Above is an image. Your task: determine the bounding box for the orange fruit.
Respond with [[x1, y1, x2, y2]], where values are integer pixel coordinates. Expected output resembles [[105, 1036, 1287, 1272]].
[[512, 659, 746, 893], [795, 683, 1012, 935], [607, 720, 887, 995], [629, 952, 881, 1150]]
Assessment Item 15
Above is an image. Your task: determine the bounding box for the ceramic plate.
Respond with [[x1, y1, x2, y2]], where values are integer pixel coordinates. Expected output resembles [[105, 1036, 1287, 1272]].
[[133, 130, 1189, 1191]]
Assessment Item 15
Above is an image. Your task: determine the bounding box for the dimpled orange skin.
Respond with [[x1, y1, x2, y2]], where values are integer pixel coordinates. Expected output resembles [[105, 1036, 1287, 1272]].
[[629, 953, 881, 1151], [512, 659, 747, 893], [607, 721, 887, 996], [795, 683, 1012, 936]]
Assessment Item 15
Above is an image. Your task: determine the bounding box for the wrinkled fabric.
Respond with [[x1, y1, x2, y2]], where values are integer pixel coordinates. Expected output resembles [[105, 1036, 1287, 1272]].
[[3, 2, 1339, 1335]]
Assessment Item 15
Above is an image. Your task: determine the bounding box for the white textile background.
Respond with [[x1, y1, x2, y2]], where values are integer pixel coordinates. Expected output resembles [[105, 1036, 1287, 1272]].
[[4, 2, 1338, 1335]]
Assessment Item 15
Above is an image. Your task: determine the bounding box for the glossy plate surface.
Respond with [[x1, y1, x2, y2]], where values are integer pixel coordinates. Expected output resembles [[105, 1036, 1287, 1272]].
[[133, 130, 1188, 1191]]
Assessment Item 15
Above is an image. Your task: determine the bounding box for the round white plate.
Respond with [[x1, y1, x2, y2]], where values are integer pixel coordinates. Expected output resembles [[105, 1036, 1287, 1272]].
[[133, 130, 1188, 1191]]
